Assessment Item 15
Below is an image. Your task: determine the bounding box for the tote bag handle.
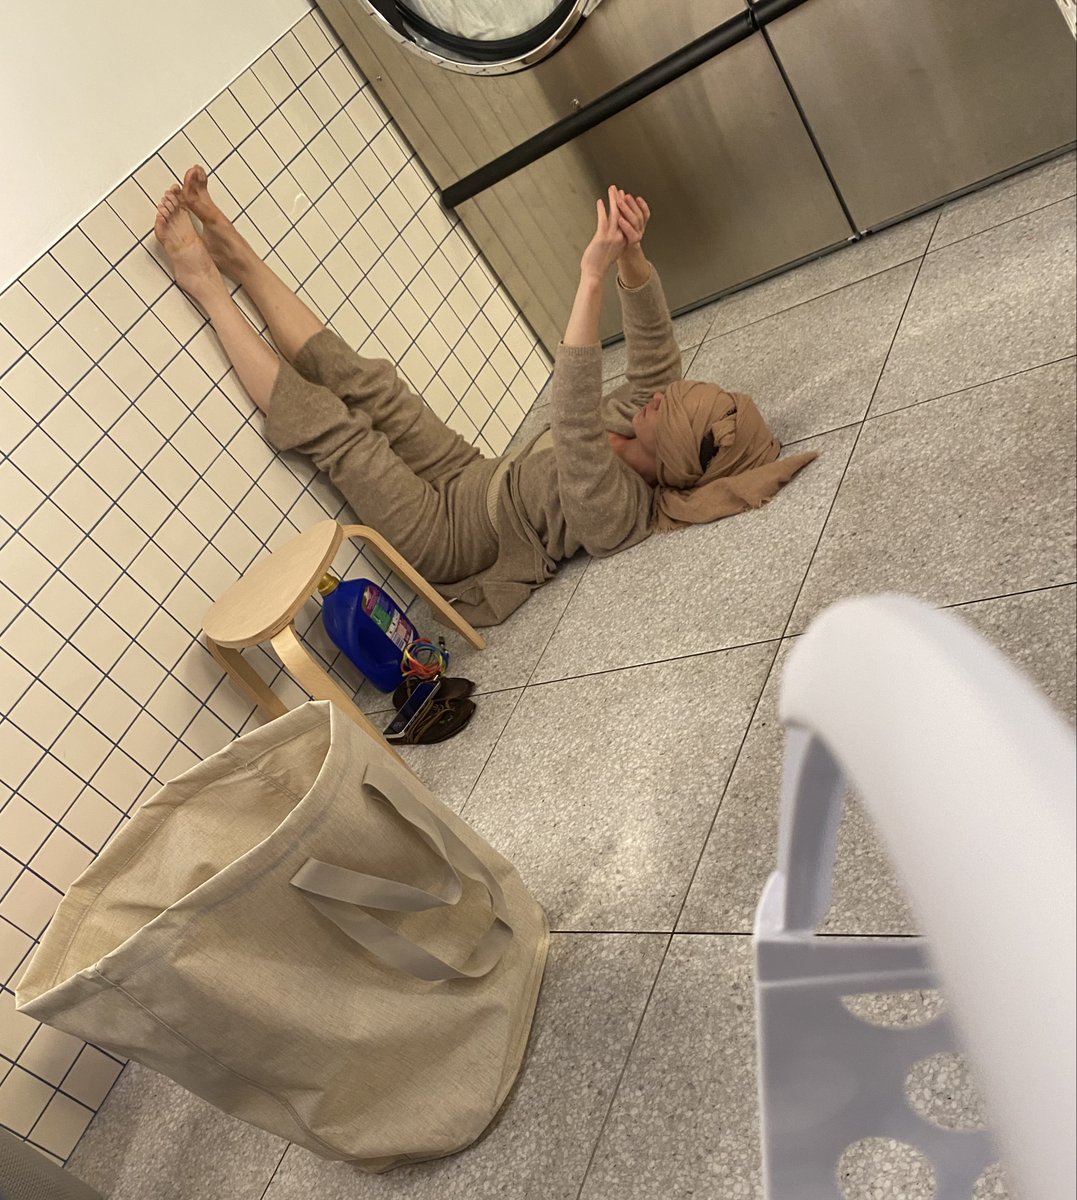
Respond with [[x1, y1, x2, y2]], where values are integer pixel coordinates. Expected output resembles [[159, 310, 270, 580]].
[[291, 763, 513, 981]]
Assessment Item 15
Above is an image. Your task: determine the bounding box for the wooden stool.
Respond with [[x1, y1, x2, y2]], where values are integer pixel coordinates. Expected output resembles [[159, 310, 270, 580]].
[[202, 519, 486, 762]]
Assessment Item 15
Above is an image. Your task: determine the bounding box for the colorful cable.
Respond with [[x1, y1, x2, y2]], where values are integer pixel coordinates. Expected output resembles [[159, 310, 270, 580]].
[[401, 638, 449, 682]]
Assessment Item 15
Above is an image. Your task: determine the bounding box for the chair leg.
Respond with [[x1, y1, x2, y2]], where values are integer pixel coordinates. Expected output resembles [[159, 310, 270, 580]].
[[341, 523, 487, 651], [206, 638, 289, 721], [270, 623, 408, 767]]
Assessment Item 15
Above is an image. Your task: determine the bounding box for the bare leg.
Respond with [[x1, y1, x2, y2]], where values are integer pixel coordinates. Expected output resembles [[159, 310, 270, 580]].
[[181, 165, 323, 363], [154, 187, 279, 414]]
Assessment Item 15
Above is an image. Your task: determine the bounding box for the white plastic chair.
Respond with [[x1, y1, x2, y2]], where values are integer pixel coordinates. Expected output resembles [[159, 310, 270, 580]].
[[753, 594, 1076, 1200]]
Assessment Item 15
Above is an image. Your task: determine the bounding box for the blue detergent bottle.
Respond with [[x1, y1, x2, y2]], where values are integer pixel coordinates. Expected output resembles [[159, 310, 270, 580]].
[[318, 573, 421, 692]]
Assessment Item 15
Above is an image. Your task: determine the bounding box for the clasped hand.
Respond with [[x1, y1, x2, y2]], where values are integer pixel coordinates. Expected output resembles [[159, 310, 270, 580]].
[[579, 185, 651, 283]]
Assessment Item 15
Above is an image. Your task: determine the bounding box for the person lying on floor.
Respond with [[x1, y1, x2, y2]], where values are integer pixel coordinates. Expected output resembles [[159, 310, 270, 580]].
[[154, 169, 817, 627]]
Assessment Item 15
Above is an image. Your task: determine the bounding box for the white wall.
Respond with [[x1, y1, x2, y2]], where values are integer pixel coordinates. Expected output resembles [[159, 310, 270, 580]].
[[0, 0, 310, 289]]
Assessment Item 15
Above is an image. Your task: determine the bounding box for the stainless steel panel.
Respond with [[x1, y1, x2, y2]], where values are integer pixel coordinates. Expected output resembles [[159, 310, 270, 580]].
[[464, 33, 852, 349], [766, 0, 1077, 231], [318, 0, 748, 185], [317, 0, 853, 351]]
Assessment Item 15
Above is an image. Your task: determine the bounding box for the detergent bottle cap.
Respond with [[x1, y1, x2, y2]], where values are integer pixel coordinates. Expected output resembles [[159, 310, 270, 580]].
[[317, 572, 340, 597]]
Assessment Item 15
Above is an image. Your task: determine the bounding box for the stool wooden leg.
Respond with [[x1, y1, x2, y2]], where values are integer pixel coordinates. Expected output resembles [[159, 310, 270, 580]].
[[270, 623, 407, 766], [340, 523, 487, 651], [206, 638, 288, 721]]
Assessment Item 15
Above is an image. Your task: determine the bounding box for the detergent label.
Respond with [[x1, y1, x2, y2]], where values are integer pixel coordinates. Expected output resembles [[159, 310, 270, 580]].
[[361, 584, 418, 650]]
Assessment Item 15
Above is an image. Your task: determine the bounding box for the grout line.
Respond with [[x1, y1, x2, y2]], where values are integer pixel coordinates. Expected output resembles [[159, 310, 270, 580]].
[[924, 188, 1077, 255], [452, 688, 529, 824], [779, 419, 862, 449], [778, 347, 1076, 449], [859, 352, 1076, 424], [550, 927, 919, 938], [666, 639, 783, 938], [455, 556, 589, 822], [523, 632, 785, 691], [259, 1145, 291, 1199], [572, 931, 675, 1200], [942, 580, 1077, 611], [551, 928, 695, 937], [771, 214, 941, 643], [681, 246, 929, 347]]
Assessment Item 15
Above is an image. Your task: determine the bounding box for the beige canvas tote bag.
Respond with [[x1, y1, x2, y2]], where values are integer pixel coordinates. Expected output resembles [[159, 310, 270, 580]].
[[16, 700, 549, 1171]]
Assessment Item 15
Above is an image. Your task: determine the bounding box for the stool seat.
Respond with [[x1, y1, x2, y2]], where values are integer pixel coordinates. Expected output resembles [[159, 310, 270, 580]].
[[203, 520, 342, 648], [201, 520, 486, 765]]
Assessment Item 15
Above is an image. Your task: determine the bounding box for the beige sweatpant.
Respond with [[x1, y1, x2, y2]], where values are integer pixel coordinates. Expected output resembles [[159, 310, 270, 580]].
[[265, 330, 501, 584]]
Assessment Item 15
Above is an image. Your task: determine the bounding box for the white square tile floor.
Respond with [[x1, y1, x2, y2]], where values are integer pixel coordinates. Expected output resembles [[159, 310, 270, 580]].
[[66, 154, 1075, 1199]]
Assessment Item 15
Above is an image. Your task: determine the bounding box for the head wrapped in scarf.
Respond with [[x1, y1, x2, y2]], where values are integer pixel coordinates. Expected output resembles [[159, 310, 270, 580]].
[[652, 381, 817, 532]]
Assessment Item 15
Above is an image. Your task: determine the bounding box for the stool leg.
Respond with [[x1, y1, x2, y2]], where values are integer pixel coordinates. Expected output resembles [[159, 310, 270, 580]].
[[340, 523, 487, 651], [270, 623, 408, 767], [206, 638, 289, 721]]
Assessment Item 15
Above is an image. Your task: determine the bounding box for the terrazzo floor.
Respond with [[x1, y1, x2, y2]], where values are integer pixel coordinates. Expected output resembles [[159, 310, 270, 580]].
[[65, 152, 1076, 1198]]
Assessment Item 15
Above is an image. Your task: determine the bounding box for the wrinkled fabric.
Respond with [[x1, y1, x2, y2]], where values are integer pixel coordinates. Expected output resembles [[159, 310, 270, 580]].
[[16, 703, 549, 1171], [654, 381, 818, 532]]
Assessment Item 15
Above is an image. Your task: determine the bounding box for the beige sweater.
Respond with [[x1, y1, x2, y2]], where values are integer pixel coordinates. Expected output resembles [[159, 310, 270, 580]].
[[438, 270, 682, 626]]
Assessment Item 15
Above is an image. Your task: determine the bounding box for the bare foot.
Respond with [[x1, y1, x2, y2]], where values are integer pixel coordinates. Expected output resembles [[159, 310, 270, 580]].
[[181, 165, 254, 280], [154, 186, 225, 303]]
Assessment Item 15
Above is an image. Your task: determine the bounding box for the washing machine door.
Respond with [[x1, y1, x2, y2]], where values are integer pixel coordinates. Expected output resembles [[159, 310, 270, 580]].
[[363, 0, 599, 73]]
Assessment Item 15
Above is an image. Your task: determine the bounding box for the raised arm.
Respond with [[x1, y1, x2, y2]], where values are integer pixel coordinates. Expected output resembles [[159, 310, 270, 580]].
[[607, 193, 683, 422], [552, 188, 653, 553]]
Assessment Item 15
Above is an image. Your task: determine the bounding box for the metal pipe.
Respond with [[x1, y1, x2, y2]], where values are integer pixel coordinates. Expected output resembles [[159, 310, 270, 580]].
[[440, 0, 815, 209]]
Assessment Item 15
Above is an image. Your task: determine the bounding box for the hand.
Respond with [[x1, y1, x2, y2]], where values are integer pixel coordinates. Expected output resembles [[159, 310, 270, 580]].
[[579, 186, 630, 283], [615, 190, 650, 251], [614, 190, 651, 287]]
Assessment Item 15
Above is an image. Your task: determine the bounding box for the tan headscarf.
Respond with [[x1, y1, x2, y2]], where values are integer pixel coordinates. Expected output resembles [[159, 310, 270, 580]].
[[654, 381, 818, 532]]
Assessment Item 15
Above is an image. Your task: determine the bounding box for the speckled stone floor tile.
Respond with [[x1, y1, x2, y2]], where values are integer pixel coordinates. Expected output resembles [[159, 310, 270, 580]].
[[262, 933, 666, 1200], [688, 263, 918, 443], [679, 585, 1077, 937], [460, 643, 775, 931], [533, 425, 856, 683], [871, 197, 1076, 415], [702, 211, 937, 342], [395, 687, 523, 812], [65, 1062, 284, 1200], [791, 360, 1076, 633], [930, 150, 1076, 251], [577, 935, 761, 1200]]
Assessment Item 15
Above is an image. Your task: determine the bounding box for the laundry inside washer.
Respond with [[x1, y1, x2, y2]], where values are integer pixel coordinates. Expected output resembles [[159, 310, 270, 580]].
[[365, 0, 600, 68]]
